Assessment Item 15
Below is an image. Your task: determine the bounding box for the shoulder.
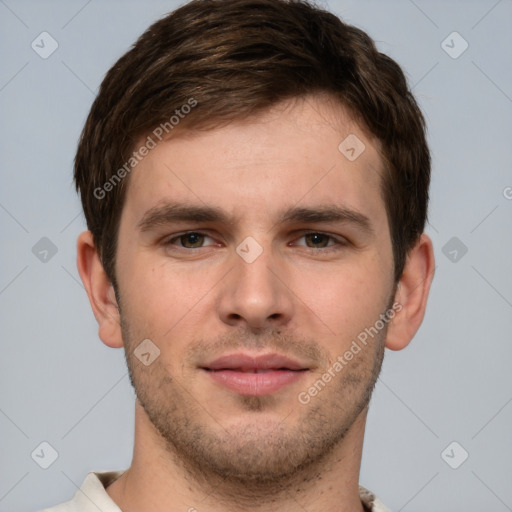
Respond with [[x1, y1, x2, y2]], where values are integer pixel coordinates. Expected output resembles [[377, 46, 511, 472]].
[[38, 470, 126, 512], [359, 485, 392, 512]]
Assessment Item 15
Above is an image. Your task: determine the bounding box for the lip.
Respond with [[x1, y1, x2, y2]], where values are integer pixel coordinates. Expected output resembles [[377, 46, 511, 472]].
[[201, 353, 308, 396]]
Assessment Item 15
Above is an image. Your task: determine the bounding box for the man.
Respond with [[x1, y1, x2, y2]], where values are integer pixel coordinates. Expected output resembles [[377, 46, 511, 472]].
[[42, 0, 434, 510]]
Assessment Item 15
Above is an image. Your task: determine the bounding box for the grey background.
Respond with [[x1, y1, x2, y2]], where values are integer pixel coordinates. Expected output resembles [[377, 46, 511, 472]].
[[1, 0, 511, 511]]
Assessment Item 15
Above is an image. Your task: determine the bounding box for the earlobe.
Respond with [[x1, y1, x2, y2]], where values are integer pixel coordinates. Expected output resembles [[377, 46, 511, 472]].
[[76, 230, 124, 349], [385, 233, 435, 351]]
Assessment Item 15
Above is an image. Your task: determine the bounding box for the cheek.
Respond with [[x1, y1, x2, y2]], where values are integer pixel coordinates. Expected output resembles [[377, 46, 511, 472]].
[[120, 256, 217, 338], [290, 259, 390, 346]]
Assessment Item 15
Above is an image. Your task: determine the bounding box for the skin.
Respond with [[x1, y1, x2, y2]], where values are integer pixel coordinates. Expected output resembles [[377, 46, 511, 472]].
[[77, 93, 435, 512]]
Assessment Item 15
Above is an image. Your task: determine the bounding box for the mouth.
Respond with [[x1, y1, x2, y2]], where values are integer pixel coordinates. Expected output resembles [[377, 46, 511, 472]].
[[200, 353, 309, 396]]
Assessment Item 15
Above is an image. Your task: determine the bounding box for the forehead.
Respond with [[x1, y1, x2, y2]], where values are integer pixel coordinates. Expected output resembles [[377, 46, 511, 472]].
[[122, 94, 387, 229]]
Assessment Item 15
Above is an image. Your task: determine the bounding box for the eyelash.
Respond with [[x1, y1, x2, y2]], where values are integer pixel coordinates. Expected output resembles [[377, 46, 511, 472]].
[[163, 231, 348, 253]]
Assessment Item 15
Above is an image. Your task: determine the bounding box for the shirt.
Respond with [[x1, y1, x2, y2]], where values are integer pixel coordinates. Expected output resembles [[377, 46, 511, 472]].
[[39, 470, 391, 512]]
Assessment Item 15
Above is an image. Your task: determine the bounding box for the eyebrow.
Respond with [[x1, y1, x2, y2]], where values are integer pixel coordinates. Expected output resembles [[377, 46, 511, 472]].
[[137, 202, 374, 236], [279, 205, 374, 235], [137, 203, 231, 231]]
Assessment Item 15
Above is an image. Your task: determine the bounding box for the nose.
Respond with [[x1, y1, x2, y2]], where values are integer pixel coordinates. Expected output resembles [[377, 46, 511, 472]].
[[216, 241, 295, 331]]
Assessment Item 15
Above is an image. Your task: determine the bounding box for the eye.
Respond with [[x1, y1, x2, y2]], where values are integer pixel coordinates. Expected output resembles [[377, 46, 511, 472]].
[[163, 231, 347, 252], [294, 232, 346, 251], [165, 232, 215, 249]]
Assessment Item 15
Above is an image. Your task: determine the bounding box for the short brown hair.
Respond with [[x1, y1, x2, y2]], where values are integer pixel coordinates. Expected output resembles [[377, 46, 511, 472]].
[[74, 0, 430, 288]]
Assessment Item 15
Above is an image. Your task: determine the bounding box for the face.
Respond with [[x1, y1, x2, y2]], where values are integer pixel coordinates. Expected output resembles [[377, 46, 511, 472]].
[[114, 94, 396, 485]]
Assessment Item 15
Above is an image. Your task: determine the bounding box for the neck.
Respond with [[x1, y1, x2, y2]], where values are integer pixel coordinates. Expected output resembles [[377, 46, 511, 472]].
[[106, 401, 368, 512]]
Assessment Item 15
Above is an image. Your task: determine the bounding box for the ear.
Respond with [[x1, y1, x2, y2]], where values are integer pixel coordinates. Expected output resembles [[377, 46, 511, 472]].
[[76, 230, 124, 349], [385, 233, 435, 351]]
